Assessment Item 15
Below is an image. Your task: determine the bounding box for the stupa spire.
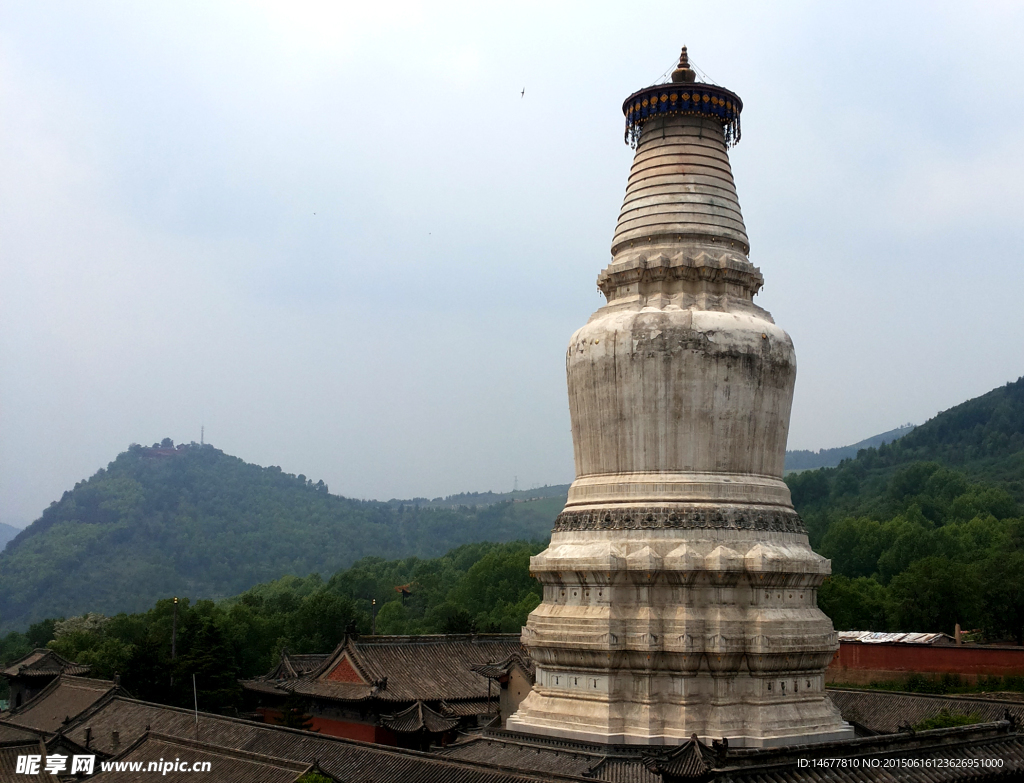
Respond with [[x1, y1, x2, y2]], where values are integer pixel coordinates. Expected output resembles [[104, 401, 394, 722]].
[[506, 49, 854, 748], [671, 46, 696, 83]]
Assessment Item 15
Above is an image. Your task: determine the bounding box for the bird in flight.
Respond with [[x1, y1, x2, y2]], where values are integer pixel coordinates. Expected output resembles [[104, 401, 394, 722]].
[[521, 88, 525, 98]]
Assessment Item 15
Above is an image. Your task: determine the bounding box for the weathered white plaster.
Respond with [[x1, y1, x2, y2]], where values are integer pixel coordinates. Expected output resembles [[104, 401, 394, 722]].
[[507, 107, 853, 746]]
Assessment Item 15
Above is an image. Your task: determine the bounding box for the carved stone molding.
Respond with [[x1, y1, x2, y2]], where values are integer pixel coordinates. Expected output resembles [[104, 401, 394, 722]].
[[552, 505, 807, 535]]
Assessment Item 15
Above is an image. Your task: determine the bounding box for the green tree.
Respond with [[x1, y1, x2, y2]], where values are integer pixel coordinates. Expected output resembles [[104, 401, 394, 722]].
[[978, 550, 1024, 644], [817, 576, 888, 631], [887, 557, 981, 633], [175, 619, 240, 713], [374, 601, 408, 635]]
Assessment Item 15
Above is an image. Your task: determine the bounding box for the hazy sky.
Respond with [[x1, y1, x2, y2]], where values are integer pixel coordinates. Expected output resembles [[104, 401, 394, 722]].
[[2, 1, 1023, 526]]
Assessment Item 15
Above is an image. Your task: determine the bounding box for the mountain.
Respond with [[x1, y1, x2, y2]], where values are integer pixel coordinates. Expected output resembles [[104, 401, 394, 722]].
[[0, 443, 560, 632], [788, 375, 1024, 547], [785, 425, 916, 471], [0, 522, 21, 553]]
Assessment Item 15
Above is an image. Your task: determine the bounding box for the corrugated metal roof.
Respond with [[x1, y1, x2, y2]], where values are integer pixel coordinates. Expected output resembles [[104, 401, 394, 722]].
[[837, 631, 952, 645], [2, 676, 117, 733]]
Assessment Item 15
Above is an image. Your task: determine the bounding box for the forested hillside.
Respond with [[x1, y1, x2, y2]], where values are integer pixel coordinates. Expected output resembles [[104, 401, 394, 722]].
[[0, 444, 559, 632], [787, 375, 1024, 642], [0, 541, 542, 712], [788, 376, 1024, 546]]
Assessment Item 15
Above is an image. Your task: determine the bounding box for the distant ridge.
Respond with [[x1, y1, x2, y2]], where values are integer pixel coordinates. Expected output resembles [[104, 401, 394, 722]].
[[785, 425, 916, 472], [0, 521, 21, 553], [387, 484, 571, 509]]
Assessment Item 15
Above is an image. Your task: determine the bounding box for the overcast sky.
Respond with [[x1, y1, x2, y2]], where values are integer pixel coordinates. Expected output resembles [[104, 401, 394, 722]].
[[2, 1, 1023, 526]]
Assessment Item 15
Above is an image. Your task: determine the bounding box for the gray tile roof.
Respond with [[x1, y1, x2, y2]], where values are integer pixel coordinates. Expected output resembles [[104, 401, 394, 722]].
[[1, 649, 90, 679], [88, 732, 312, 782], [829, 687, 1024, 734], [447, 722, 1024, 783], [380, 701, 460, 734], [0, 742, 59, 782], [58, 696, 593, 782], [1, 675, 119, 734], [700, 721, 1024, 782], [265, 651, 330, 680], [0, 723, 45, 744], [245, 634, 525, 708], [440, 733, 658, 783]]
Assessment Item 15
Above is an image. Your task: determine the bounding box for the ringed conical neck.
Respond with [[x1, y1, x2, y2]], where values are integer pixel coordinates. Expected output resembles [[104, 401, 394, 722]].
[[599, 111, 762, 303]]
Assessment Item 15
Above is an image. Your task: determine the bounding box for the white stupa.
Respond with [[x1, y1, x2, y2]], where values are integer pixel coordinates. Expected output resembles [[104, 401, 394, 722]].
[[507, 48, 854, 748]]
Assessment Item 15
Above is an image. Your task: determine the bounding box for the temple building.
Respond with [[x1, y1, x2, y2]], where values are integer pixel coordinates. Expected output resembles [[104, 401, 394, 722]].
[[506, 48, 853, 747], [241, 633, 521, 747], [1, 649, 91, 711]]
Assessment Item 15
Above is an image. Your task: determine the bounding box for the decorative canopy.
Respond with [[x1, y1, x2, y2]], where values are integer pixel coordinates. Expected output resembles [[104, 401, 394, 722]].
[[623, 47, 742, 148]]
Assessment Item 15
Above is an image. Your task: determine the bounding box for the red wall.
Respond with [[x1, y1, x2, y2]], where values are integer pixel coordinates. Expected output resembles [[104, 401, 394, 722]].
[[828, 642, 1024, 684], [257, 708, 397, 745]]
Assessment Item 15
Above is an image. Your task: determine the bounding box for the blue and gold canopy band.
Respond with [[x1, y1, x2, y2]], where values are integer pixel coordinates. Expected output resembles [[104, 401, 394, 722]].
[[622, 46, 742, 148]]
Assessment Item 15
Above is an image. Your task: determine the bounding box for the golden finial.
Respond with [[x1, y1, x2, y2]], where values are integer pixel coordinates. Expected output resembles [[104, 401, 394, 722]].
[[671, 46, 696, 84]]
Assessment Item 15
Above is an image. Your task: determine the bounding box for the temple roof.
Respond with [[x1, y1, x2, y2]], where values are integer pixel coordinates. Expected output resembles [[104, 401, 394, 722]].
[[0, 743, 58, 782], [0, 723, 45, 743], [244, 633, 524, 706], [1, 649, 91, 679], [265, 650, 330, 680], [440, 733, 658, 782], [642, 735, 716, 779], [380, 700, 460, 734], [447, 722, 1024, 782], [87, 732, 313, 783], [1, 675, 122, 734], [829, 687, 1024, 734], [470, 651, 535, 683], [57, 695, 591, 782], [16, 687, 1024, 782]]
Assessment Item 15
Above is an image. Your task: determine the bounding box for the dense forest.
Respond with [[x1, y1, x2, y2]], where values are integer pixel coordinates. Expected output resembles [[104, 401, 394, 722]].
[[789, 376, 1024, 641], [0, 541, 542, 712], [0, 443, 559, 632]]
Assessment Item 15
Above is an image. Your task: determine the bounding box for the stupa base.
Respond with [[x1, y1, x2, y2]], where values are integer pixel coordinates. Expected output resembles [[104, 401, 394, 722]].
[[506, 683, 854, 748]]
